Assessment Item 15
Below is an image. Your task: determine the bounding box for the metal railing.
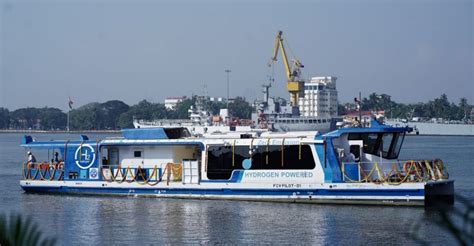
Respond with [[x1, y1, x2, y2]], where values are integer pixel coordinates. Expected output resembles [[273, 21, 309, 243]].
[[100, 163, 182, 186], [341, 159, 449, 185], [22, 162, 64, 181]]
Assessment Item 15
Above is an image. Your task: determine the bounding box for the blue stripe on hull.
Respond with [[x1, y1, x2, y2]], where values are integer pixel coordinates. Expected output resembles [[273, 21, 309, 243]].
[[21, 186, 424, 197]]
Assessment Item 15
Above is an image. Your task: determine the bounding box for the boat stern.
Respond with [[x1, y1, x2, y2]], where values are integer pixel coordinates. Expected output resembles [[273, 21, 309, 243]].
[[424, 179, 455, 206]]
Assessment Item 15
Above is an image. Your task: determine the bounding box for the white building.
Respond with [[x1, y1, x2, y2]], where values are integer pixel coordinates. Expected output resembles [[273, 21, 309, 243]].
[[298, 76, 338, 118], [210, 97, 224, 102], [164, 96, 187, 110]]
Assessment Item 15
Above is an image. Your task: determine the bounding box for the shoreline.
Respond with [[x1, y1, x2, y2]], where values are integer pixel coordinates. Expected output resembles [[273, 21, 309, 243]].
[[0, 129, 472, 137], [0, 129, 121, 134]]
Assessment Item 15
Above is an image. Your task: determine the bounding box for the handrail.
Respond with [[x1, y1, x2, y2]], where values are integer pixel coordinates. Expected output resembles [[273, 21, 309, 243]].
[[22, 162, 64, 181], [340, 159, 448, 185], [100, 163, 182, 186]]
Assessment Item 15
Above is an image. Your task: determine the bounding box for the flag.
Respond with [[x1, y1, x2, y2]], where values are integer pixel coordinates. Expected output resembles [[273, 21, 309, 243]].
[[68, 97, 73, 110]]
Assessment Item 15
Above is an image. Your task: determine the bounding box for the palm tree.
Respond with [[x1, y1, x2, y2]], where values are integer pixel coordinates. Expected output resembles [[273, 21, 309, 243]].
[[0, 214, 57, 246]]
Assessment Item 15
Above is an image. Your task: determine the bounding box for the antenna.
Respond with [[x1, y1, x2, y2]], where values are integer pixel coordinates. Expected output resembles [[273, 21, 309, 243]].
[[203, 83, 208, 98]]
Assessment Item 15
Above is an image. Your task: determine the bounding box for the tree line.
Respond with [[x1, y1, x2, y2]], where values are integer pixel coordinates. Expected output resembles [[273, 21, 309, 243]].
[[339, 93, 472, 122], [0, 94, 471, 130], [0, 96, 253, 130]]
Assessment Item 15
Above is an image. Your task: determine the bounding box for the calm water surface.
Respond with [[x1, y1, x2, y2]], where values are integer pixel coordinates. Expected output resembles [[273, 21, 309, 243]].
[[0, 133, 472, 245]]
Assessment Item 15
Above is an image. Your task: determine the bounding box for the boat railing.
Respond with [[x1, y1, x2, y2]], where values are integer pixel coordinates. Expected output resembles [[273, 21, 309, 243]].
[[340, 159, 449, 184], [100, 163, 183, 186], [21, 161, 184, 186], [22, 162, 64, 181]]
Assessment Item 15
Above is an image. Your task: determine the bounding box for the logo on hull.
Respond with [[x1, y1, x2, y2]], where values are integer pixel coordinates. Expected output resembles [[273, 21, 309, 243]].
[[74, 144, 96, 169]]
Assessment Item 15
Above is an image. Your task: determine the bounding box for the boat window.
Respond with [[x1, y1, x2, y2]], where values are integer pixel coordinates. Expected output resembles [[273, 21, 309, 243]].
[[206, 145, 316, 180], [134, 151, 142, 158], [348, 132, 404, 159], [381, 133, 393, 156], [389, 133, 405, 159], [164, 128, 191, 139], [108, 148, 119, 166]]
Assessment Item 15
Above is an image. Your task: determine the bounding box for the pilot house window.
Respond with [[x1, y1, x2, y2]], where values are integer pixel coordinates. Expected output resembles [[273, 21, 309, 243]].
[[348, 132, 405, 159]]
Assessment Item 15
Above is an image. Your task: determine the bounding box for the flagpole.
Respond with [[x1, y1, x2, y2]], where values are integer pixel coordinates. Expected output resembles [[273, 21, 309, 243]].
[[67, 97, 72, 132]]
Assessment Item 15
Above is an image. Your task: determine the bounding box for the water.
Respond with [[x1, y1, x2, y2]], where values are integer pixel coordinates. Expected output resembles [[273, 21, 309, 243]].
[[1, 133, 472, 245]]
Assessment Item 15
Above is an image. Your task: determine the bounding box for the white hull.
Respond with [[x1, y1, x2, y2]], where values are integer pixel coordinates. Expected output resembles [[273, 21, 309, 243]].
[[20, 179, 434, 206]]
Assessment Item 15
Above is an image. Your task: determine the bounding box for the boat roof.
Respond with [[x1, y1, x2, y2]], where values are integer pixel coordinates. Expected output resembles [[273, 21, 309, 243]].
[[321, 120, 412, 139], [21, 121, 412, 148]]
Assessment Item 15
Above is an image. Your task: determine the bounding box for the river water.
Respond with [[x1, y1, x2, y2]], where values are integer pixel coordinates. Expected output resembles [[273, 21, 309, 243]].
[[0, 133, 472, 245]]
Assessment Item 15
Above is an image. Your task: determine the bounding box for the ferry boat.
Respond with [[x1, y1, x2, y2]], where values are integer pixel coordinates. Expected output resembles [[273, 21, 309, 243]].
[[19, 120, 454, 206]]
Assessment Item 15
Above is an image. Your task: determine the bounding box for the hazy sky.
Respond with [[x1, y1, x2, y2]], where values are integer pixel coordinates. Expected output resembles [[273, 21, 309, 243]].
[[0, 0, 472, 111]]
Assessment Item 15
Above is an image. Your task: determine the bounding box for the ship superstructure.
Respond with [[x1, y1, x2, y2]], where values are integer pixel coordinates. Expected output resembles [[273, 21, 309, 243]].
[[253, 75, 339, 132]]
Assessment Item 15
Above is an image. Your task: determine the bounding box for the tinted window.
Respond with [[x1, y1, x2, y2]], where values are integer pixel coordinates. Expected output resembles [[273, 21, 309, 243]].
[[164, 128, 191, 139], [207, 145, 316, 180], [134, 151, 142, 158], [348, 132, 404, 159]]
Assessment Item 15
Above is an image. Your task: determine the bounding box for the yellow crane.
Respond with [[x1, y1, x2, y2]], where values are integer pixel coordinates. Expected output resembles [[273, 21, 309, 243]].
[[268, 30, 304, 110]]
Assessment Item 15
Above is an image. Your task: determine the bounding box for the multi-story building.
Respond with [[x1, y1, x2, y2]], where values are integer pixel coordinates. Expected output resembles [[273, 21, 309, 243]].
[[298, 76, 338, 118]]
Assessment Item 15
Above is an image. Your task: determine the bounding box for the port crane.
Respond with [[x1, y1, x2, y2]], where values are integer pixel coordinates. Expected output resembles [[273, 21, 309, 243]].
[[268, 30, 305, 113]]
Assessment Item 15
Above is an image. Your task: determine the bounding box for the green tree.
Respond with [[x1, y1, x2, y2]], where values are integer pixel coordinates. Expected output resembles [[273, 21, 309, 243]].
[[457, 97, 470, 121], [432, 94, 451, 119], [171, 99, 194, 119], [38, 108, 67, 130], [229, 97, 253, 119], [0, 108, 10, 129], [70, 103, 103, 130], [100, 100, 130, 129], [10, 108, 40, 129], [208, 101, 227, 115], [117, 100, 168, 129]]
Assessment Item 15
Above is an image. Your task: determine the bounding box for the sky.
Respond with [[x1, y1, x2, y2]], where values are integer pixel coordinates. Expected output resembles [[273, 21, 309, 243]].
[[0, 0, 472, 111]]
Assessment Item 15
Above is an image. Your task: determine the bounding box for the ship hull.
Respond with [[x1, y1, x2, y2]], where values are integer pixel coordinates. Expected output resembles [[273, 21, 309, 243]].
[[20, 179, 454, 206]]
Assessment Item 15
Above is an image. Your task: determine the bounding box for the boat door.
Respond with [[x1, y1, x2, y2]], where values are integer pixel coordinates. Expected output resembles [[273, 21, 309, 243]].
[[343, 140, 363, 181], [182, 159, 200, 184], [347, 140, 363, 162], [108, 148, 119, 166]]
